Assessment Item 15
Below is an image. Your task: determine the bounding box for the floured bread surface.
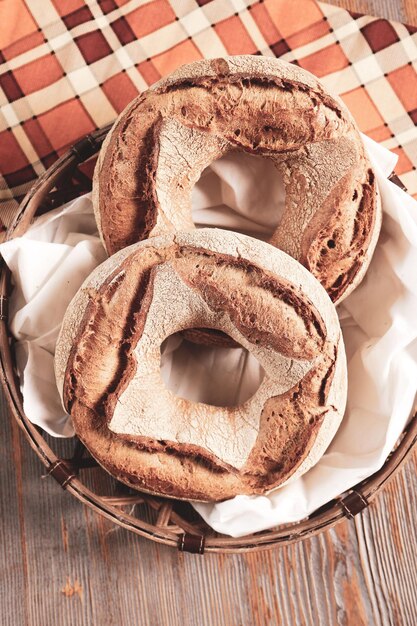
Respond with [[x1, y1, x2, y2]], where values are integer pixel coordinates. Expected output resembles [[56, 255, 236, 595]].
[[55, 229, 347, 501], [93, 55, 381, 304]]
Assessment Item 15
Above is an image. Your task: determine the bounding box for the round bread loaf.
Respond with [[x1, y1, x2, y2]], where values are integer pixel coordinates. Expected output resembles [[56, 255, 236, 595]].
[[55, 229, 347, 501], [93, 55, 380, 304]]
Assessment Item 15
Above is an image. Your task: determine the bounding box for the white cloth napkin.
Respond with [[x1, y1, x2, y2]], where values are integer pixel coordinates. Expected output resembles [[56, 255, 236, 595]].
[[1, 134, 416, 538]]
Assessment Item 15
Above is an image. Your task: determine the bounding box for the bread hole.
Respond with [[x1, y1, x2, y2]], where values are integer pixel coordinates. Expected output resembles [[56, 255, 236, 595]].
[[191, 150, 285, 241], [160, 330, 265, 407]]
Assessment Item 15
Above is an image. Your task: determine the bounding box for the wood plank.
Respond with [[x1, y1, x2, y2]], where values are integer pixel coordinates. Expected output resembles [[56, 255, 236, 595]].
[[0, 394, 27, 626], [325, 0, 408, 23], [329, 0, 417, 27], [403, 0, 417, 27]]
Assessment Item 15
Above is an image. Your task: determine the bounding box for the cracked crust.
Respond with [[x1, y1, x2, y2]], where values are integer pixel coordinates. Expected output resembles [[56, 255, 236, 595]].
[[55, 229, 347, 501], [93, 55, 381, 305]]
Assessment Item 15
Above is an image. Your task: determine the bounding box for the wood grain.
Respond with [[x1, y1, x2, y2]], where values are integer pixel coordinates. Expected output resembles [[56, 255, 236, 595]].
[[2, 387, 417, 626], [1, 1, 417, 625], [325, 0, 409, 22]]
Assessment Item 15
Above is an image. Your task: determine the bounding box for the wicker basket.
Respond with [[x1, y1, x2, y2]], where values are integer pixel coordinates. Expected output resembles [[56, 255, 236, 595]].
[[1, 126, 416, 554]]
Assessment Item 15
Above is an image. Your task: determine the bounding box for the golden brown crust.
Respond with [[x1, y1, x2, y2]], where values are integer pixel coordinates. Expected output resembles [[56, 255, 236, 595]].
[[55, 230, 347, 501], [93, 56, 380, 304]]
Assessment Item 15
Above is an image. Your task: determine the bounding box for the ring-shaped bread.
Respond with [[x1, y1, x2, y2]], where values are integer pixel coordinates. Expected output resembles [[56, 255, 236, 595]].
[[93, 55, 380, 304], [55, 229, 347, 501]]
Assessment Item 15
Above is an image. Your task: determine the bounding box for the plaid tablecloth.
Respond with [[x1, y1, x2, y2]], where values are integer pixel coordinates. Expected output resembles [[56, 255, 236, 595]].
[[1, 0, 416, 236]]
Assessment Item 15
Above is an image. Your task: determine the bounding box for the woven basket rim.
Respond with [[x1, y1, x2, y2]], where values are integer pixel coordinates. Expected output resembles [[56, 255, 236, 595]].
[[1, 125, 416, 554]]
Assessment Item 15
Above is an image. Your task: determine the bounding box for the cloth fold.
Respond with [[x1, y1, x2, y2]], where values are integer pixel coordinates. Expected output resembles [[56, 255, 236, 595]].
[[1, 134, 417, 538]]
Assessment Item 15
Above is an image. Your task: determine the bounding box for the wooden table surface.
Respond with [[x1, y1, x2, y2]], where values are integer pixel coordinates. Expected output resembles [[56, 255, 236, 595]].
[[1, 1, 417, 625]]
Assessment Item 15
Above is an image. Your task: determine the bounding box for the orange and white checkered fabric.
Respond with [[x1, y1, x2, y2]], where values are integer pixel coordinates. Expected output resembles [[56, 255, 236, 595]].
[[1, 0, 416, 234]]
